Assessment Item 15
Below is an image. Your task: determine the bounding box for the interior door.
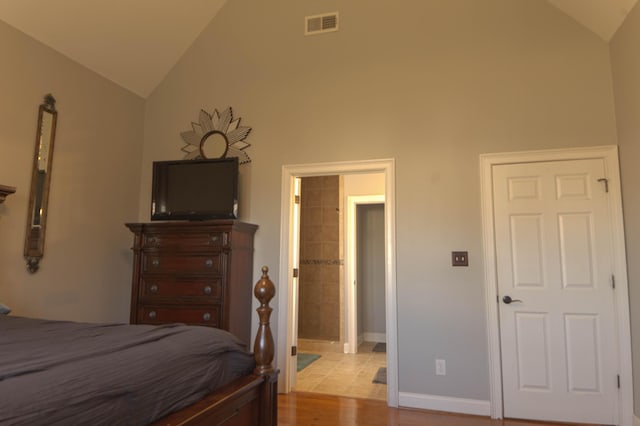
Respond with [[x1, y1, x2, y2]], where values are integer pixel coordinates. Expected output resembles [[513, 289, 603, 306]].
[[493, 158, 618, 424], [290, 177, 301, 390]]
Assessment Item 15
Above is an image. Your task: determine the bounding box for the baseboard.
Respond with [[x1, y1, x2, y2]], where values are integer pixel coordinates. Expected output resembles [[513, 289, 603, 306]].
[[363, 332, 386, 343], [399, 394, 637, 423], [399, 392, 490, 417]]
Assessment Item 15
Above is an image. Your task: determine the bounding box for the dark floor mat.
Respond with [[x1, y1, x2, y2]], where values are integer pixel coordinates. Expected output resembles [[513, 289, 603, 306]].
[[372, 367, 387, 384], [297, 353, 320, 372]]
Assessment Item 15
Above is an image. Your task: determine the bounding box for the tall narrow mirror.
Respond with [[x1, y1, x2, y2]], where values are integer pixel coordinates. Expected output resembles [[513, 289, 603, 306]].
[[24, 94, 57, 273]]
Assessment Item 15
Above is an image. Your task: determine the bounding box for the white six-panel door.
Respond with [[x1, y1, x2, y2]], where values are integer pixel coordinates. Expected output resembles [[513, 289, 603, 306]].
[[492, 158, 617, 424]]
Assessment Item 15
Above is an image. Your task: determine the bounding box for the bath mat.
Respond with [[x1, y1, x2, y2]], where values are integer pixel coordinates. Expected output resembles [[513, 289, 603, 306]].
[[297, 353, 321, 372], [372, 342, 386, 353], [372, 367, 387, 384]]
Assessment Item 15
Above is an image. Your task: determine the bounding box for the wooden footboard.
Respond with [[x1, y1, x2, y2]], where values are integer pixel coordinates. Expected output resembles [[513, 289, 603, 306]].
[[153, 266, 279, 426]]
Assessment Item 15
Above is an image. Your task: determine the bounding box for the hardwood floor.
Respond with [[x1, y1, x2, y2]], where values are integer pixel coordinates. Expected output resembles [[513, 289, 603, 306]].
[[278, 392, 603, 426]]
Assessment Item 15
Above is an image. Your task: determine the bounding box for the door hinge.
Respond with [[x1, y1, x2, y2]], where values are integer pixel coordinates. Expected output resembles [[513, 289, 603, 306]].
[[293, 268, 299, 278], [612, 274, 616, 289], [598, 178, 609, 193], [291, 346, 297, 356], [295, 195, 300, 204], [617, 374, 620, 388]]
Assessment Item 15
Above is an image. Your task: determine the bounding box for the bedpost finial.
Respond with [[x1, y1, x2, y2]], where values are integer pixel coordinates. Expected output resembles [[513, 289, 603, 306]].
[[254, 266, 275, 303], [253, 265, 275, 376]]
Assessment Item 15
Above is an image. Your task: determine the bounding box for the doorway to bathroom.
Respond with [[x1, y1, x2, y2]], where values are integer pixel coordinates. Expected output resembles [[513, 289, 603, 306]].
[[277, 158, 398, 407], [294, 176, 387, 400]]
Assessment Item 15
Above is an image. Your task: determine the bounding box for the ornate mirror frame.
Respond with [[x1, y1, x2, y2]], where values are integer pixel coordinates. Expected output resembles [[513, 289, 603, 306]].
[[180, 107, 252, 164], [24, 94, 57, 273]]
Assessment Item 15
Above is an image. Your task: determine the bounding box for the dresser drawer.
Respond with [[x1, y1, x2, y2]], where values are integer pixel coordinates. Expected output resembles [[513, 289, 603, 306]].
[[140, 277, 223, 300], [142, 253, 222, 274], [143, 232, 227, 251], [138, 305, 221, 326]]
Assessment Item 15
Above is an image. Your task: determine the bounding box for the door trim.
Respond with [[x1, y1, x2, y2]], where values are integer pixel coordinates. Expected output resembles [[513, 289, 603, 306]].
[[345, 194, 385, 354], [277, 158, 398, 407], [479, 145, 632, 425]]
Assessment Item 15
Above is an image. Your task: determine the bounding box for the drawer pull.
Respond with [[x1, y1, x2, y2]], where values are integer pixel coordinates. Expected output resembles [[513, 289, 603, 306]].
[[204, 259, 214, 268], [203, 312, 211, 321], [203, 285, 213, 295], [149, 284, 158, 294], [147, 237, 157, 245], [210, 235, 219, 243], [148, 310, 157, 319], [151, 258, 160, 268]]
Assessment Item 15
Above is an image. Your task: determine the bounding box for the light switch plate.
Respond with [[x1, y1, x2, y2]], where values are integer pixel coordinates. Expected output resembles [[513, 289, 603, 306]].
[[452, 251, 468, 267]]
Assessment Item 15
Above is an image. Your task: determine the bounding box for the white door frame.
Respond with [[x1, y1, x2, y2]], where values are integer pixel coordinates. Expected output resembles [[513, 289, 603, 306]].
[[345, 194, 386, 354], [278, 158, 399, 407], [287, 177, 302, 387], [479, 145, 633, 425]]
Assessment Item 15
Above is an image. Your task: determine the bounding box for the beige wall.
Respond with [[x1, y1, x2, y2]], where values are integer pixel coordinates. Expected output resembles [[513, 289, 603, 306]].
[[140, 0, 617, 401], [610, 1, 640, 414], [0, 20, 144, 323], [342, 174, 385, 198]]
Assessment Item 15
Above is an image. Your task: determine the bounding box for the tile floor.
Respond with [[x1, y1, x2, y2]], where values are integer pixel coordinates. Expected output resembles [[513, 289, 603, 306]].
[[294, 341, 387, 401]]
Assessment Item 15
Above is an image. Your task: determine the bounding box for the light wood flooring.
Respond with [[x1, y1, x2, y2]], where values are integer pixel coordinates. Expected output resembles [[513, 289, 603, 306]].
[[295, 341, 387, 400], [278, 392, 603, 426]]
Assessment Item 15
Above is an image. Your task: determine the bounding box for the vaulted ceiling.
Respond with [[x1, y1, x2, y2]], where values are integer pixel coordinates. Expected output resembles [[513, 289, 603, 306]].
[[0, 0, 636, 98], [0, 0, 228, 98], [547, 0, 638, 40]]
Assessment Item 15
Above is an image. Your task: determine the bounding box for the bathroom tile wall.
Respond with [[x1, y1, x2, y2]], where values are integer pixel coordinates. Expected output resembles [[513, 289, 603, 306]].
[[298, 176, 341, 341]]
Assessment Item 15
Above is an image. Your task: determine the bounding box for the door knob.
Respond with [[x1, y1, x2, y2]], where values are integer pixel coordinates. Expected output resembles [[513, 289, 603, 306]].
[[502, 295, 523, 304]]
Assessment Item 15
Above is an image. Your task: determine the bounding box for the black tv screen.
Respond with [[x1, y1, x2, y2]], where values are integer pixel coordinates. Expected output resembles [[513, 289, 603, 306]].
[[151, 158, 238, 221]]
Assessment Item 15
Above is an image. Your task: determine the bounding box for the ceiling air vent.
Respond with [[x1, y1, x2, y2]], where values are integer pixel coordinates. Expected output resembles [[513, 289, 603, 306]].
[[305, 12, 339, 36]]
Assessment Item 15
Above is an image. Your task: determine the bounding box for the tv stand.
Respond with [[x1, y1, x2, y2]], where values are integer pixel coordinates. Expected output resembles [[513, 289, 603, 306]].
[[126, 220, 258, 345]]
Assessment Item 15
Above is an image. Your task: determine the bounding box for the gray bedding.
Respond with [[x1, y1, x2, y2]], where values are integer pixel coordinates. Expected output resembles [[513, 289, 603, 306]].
[[0, 315, 255, 425]]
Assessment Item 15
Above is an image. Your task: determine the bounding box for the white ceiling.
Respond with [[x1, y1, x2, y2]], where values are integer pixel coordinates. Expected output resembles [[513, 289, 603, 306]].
[[0, 0, 636, 99], [547, 0, 638, 40], [0, 0, 227, 98]]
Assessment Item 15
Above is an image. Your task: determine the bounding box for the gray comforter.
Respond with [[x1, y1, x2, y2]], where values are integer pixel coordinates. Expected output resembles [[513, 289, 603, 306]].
[[0, 316, 255, 425]]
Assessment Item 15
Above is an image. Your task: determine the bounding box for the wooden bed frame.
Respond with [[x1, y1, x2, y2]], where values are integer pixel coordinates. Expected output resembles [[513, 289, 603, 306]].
[[153, 266, 278, 426]]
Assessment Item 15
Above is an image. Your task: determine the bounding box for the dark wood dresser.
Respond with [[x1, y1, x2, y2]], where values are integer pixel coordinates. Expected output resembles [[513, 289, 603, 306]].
[[126, 220, 258, 345]]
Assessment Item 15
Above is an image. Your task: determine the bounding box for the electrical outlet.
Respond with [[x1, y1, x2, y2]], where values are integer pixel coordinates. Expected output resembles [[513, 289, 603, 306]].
[[435, 359, 446, 376]]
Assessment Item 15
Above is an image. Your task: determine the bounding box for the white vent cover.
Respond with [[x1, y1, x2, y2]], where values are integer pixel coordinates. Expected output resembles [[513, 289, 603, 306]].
[[305, 12, 339, 35]]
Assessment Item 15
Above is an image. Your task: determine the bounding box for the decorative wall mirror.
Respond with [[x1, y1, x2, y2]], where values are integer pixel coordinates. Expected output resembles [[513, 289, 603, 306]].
[[180, 107, 253, 164], [24, 94, 57, 273]]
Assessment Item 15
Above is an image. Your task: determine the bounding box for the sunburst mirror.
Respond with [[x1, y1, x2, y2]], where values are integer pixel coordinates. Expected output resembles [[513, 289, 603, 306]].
[[180, 107, 252, 164]]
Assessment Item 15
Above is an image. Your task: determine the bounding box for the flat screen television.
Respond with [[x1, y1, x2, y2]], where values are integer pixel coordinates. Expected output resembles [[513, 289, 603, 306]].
[[151, 157, 238, 221]]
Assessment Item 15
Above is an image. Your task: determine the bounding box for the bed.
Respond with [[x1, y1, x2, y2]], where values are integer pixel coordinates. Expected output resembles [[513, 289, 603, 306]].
[[0, 267, 278, 426]]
